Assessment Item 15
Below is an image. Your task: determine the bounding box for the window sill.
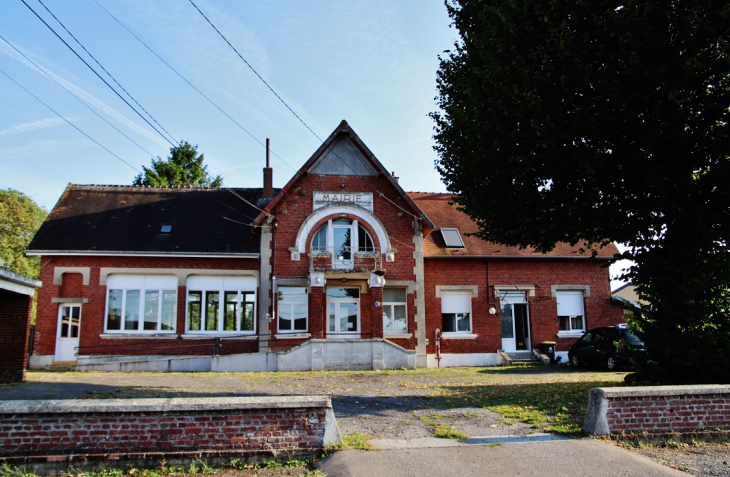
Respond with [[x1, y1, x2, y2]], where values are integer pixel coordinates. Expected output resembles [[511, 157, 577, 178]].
[[384, 333, 412, 339], [275, 333, 311, 340], [557, 331, 584, 339], [442, 333, 477, 340], [182, 333, 257, 340], [100, 333, 177, 339]]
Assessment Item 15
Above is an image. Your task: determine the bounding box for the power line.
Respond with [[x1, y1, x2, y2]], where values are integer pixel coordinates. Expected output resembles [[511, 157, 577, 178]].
[[0, 65, 141, 173], [36, 0, 177, 145], [20, 0, 176, 147], [187, 0, 323, 143], [0, 34, 155, 158], [91, 0, 296, 172]]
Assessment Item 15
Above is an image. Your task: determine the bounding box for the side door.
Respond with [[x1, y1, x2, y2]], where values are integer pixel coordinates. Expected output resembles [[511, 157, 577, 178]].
[[54, 304, 81, 363]]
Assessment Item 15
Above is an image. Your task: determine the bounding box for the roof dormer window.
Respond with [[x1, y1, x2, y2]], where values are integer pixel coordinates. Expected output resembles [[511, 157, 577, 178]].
[[441, 228, 464, 248]]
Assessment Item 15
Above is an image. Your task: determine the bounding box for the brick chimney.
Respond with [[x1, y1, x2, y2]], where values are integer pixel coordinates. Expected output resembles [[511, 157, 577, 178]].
[[263, 138, 273, 198]]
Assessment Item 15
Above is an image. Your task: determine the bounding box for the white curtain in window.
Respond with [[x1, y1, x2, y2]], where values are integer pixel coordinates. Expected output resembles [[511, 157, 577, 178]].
[[556, 291, 584, 316]]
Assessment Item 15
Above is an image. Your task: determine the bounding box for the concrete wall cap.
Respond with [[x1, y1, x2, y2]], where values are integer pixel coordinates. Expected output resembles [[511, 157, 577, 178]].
[[594, 385, 730, 398], [0, 396, 332, 414]]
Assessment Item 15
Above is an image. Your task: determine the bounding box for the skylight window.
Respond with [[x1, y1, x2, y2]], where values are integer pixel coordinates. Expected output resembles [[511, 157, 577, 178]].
[[160, 225, 172, 234], [441, 228, 464, 248]]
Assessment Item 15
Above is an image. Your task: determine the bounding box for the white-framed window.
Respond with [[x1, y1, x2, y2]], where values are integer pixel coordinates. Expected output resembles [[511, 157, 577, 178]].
[[557, 290, 585, 332], [105, 275, 177, 332], [441, 291, 472, 333], [186, 276, 256, 333], [383, 288, 407, 333], [311, 219, 376, 255], [278, 287, 308, 332]]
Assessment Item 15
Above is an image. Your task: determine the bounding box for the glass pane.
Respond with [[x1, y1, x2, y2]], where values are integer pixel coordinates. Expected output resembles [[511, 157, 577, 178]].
[[188, 291, 201, 331], [312, 227, 327, 252], [294, 304, 307, 331], [571, 315, 584, 330], [333, 227, 351, 259], [457, 313, 470, 332], [559, 316, 569, 331], [107, 289, 122, 330], [60, 306, 70, 338], [278, 287, 307, 304], [329, 303, 336, 332], [279, 304, 292, 331], [161, 290, 176, 331], [224, 291, 238, 331], [393, 305, 407, 332], [242, 302, 254, 331], [501, 303, 514, 338], [358, 225, 374, 252], [124, 290, 140, 331], [327, 288, 359, 298], [442, 313, 455, 332], [205, 292, 219, 331], [383, 288, 406, 303], [383, 306, 393, 331], [144, 290, 159, 331], [69, 306, 80, 338], [342, 302, 358, 332]]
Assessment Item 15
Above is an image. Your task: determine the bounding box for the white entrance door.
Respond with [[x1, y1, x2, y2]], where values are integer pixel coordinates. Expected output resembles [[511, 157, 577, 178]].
[[327, 288, 360, 337], [500, 292, 531, 352], [55, 305, 81, 362]]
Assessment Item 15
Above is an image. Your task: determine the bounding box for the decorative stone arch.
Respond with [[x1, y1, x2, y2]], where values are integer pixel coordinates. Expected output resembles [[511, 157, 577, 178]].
[[294, 204, 391, 255]]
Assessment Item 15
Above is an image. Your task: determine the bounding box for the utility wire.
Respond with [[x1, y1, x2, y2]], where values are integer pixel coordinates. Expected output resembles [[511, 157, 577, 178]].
[[187, 0, 323, 143], [0, 65, 140, 173], [92, 0, 296, 172], [0, 34, 155, 158], [20, 0, 176, 147], [36, 0, 177, 145]]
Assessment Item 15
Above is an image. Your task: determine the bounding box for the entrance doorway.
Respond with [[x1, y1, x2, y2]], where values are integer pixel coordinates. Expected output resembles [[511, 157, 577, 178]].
[[327, 288, 360, 337], [500, 291, 531, 352], [55, 304, 81, 362]]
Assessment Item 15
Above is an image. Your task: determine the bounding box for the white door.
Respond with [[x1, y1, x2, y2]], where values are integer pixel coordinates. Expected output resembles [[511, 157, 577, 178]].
[[55, 305, 81, 362], [500, 292, 530, 352], [327, 288, 360, 337]]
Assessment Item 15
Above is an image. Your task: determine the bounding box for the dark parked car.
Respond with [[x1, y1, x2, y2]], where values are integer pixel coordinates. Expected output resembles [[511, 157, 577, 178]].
[[568, 324, 644, 370]]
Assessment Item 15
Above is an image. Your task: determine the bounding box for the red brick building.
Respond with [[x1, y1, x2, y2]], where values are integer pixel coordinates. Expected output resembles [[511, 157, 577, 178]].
[[27, 121, 622, 371], [0, 269, 41, 381]]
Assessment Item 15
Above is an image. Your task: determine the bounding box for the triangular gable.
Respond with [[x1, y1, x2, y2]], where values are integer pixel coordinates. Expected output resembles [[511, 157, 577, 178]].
[[253, 120, 434, 232]]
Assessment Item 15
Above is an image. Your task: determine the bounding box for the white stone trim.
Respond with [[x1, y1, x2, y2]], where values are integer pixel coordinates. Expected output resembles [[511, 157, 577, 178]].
[[294, 204, 391, 254], [52, 297, 88, 304], [551, 285, 591, 297], [275, 333, 312, 340], [99, 268, 259, 287], [492, 285, 535, 297], [557, 330, 584, 339], [53, 267, 90, 286], [435, 285, 478, 298], [441, 333, 478, 340]]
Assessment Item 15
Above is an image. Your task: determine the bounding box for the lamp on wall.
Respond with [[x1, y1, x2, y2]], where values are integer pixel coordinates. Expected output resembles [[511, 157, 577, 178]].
[[488, 307, 497, 315]]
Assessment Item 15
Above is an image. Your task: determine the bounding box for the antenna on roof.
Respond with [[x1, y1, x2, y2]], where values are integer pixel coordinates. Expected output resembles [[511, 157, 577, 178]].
[[263, 138, 273, 198]]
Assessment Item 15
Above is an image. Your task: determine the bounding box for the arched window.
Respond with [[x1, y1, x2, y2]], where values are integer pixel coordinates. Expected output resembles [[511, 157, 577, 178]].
[[310, 219, 376, 269]]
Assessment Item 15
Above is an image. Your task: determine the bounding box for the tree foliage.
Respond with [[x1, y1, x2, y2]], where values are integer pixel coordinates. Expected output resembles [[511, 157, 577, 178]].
[[432, 0, 730, 383], [134, 141, 222, 187], [0, 189, 47, 278]]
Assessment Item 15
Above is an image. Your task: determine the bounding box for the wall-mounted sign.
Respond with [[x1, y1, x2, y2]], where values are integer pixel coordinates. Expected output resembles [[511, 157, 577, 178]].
[[313, 192, 373, 212]]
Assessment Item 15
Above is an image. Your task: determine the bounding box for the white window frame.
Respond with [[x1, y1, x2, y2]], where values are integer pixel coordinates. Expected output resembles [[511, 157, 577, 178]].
[[185, 276, 257, 334], [441, 290, 473, 335], [277, 286, 308, 333], [383, 288, 408, 334], [556, 290, 586, 337], [104, 275, 177, 333], [311, 219, 376, 267]]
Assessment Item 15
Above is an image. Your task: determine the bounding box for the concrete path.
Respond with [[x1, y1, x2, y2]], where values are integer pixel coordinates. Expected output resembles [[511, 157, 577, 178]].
[[315, 438, 686, 477]]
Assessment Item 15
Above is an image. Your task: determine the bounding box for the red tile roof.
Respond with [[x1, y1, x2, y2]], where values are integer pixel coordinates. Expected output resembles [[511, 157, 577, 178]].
[[408, 192, 618, 259]]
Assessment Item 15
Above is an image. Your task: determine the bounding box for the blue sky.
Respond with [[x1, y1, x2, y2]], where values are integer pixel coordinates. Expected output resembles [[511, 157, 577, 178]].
[[1, 0, 457, 210], [0, 0, 630, 286]]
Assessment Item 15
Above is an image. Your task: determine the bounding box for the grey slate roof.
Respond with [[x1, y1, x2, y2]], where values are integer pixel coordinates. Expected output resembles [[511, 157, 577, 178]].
[[27, 184, 272, 255]]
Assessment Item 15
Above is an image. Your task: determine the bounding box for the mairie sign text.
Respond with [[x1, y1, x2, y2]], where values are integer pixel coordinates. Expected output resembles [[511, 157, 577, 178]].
[[313, 192, 373, 212]]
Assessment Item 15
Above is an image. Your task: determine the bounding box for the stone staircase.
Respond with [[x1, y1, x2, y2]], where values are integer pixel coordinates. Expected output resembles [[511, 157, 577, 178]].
[[501, 351, 544, 366]]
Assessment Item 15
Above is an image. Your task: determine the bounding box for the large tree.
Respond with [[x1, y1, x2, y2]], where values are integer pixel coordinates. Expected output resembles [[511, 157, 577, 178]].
[[134, 141, 222, 187], [432, 0, 730, 383], [0, 189, 47, 278]]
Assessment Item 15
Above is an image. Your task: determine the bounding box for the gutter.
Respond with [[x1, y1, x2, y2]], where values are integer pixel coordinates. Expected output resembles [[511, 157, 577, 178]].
[[423, 255, 614, 261], [25, 250, 260, 259]]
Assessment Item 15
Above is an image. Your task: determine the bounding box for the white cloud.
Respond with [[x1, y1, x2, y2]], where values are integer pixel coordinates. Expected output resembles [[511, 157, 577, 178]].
[[0, 117, 65, 137]]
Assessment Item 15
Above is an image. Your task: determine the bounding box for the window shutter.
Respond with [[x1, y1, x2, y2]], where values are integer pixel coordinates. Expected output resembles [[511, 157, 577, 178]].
[[441, 292, 470, 313], [556, 291, 584, 316]]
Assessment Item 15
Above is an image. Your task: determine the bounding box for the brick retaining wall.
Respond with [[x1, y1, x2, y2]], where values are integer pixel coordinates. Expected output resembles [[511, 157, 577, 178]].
[[0, 396, 340, 473], [583, 385, 730, 436]]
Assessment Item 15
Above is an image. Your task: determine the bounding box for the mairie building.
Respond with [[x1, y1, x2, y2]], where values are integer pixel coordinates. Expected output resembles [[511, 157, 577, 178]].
[[27, 121, 622, 371]]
